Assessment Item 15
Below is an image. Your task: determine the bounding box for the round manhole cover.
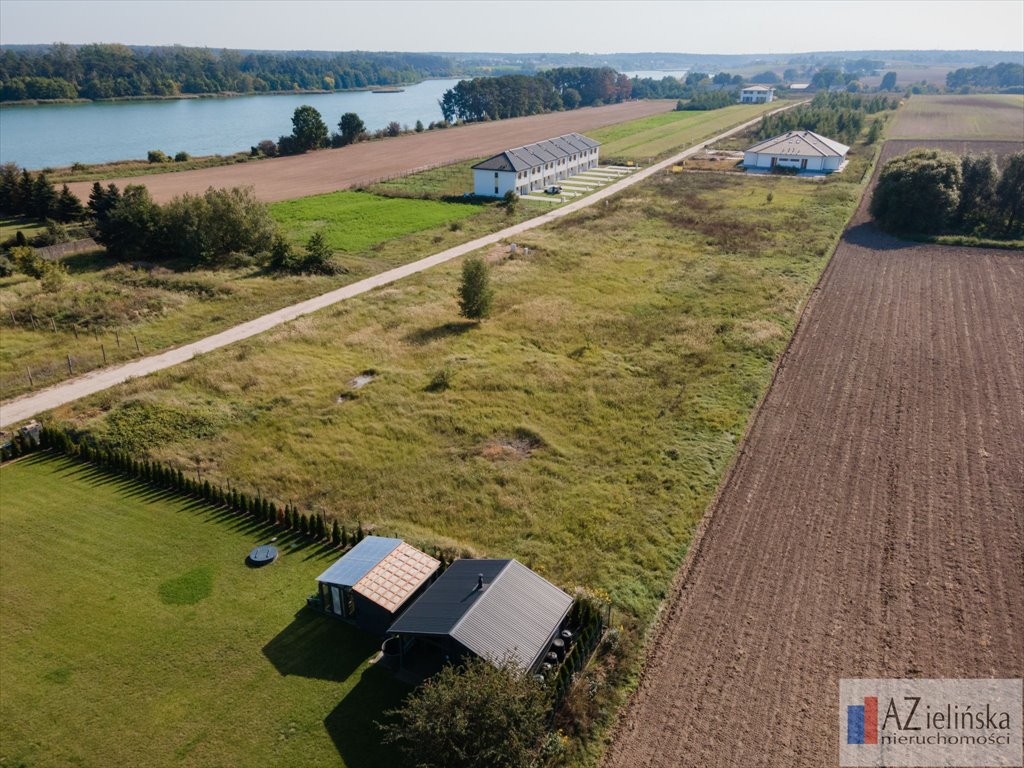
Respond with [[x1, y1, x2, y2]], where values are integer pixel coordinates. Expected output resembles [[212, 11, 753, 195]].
[[247, 545, 278, 567]]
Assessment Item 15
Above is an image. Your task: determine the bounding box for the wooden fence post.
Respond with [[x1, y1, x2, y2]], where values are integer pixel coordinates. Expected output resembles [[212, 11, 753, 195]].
[[115, 329, 120, 347], [72, 324, 79, 340], [26, 366, 34, 387], [66, 354, 73, 375], [133, 335, 141, 353], [101, 344, 107, 365]]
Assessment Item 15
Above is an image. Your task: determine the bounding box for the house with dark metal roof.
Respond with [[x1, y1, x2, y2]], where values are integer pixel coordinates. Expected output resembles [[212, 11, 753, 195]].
[[471, 133, 600, 198], [387, 558, 573, 672], [743, 129, 850, 173], [315, 536, 440, 635]]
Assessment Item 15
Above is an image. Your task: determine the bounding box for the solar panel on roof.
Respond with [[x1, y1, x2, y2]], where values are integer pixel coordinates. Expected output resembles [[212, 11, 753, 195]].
[[316, 536, 402, 587]]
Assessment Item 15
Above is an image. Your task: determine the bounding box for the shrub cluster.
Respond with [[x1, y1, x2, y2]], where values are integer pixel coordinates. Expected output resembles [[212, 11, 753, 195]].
[[756, 92, 899, 145], [871, 148, 1024, 238]]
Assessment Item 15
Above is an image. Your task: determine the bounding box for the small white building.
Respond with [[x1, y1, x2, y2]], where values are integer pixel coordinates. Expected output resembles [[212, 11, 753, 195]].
[[740, 85, 775, 103], [743, 130, 850, 173], [471, 133, 601, 198]]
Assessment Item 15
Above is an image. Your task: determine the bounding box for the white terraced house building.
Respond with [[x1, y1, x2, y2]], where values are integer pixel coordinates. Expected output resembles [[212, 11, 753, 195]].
[[472, 133, 601, 198], [739, 85, 775, 103], [743, 130, 850, 173]]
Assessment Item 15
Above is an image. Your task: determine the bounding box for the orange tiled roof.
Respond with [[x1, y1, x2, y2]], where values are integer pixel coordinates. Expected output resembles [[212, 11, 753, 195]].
[[353, 542, 440, 612]]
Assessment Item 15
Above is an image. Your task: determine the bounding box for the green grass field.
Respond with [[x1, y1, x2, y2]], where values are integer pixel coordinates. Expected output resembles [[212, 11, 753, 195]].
[[367, 159, 481, 199], [0, 454, 407, 768], [888, 94, 1024, 140], [588, 101, 790, 162], [269, 191, 482, 252]]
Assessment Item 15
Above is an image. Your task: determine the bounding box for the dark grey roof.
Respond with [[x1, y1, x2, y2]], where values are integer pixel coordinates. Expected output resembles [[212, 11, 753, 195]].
[[388, 559, 573, 670], [316, 536, 401, 587], [472, 133, 600, 173]]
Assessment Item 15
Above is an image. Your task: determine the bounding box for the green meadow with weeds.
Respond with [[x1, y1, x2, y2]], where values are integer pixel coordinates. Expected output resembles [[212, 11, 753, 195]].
[[38, 157, 867, 763], [0, 454, 408, 768]]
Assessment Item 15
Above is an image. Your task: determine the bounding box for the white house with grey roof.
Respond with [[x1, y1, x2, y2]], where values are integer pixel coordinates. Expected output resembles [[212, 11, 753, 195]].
[[743, 130, 850, 173], [740, 85, 775, 103], [472, 133, 600, 198]]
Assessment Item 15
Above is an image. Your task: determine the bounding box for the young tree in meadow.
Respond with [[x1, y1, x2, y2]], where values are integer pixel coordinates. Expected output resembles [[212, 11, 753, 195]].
[[458, 256, 494, 321], [337, 112, 366, 145], [290, 105, 329, 152], [414, 119, 424, 133]]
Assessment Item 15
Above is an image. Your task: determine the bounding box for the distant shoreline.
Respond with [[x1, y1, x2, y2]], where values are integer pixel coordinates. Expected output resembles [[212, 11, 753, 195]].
[[0, 78, 459, 108]]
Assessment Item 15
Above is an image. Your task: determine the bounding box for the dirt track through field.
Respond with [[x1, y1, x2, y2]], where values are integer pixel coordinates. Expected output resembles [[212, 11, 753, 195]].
[[604, 142, 1024, 766], [66, 100, 674, 204]]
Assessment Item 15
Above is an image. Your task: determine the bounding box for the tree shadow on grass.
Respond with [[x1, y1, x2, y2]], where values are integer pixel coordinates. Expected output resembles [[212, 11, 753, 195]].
[[323, 663, 411, 768], [263, 606, 377, 683], [403, 320, 476, 346]]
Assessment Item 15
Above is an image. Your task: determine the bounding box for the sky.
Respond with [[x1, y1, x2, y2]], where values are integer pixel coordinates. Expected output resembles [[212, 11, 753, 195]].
[[1, 0, 1022, 54]]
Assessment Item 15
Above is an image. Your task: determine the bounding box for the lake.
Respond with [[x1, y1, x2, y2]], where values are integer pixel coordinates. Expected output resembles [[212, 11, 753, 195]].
[[0, 78, 461, 170]]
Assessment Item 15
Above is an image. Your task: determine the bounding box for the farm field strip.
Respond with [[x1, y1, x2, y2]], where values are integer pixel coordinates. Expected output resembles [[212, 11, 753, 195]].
[[603, 137, 1024, 767], [888, 94, 1024, 140], [65, 100, 678, 204], [0, 101, 800, 428]]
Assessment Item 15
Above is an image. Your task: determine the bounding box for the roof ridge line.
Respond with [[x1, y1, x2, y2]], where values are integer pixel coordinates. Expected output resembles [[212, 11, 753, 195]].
[[449, 559, 513, 637]]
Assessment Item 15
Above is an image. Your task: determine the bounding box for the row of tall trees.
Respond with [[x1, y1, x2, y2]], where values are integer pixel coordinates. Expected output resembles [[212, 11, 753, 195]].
[[439, 66, 637, 123], [871, 149, 1024, 238], [946, 62, 1024, 90], [756, 92, 899, 145], [0, 44, 453, 101], [0, 163, 84, 222]]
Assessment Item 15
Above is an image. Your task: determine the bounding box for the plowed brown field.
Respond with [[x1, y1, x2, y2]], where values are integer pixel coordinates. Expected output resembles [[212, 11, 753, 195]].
[[66, 100, 674, 204], [604, 143, 1024, 767]]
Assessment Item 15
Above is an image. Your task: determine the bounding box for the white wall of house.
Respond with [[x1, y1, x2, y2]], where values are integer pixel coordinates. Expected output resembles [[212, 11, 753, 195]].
[[474, 169, 518, 198], [740, 89, 774, 103], [742, 152, 843, 172]]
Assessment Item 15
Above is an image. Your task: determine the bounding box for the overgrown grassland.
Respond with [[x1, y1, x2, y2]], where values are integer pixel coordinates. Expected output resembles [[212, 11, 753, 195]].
[[0, 194, 529, 399], [888, 94, 1024, 140], [0, 454, 407, 768], [52, 167, 859, 630], [269, 191, 481, 251], [589, 101, 789, 162], [367, 158, 481, 199]]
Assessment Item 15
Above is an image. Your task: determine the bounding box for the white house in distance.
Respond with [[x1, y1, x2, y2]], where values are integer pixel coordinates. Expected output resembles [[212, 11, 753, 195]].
[[471, 133, 600, 198], [740, 85, 775, 103], [743, 130, 850, 173]]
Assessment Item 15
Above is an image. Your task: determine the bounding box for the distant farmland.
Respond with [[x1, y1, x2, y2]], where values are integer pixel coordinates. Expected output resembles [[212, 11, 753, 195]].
[[888, 94, 1024, 140]]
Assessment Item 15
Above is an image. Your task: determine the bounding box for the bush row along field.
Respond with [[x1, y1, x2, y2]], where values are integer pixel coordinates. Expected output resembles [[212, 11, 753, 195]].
[[587, 101, 788, 162], [0, 454, 407, 768], [30, 158, 868, 765], [888, 94, 1024, 140]]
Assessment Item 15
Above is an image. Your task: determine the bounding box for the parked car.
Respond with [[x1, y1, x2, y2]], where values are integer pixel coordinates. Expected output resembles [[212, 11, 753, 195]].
[[544, 185, 563, 195]]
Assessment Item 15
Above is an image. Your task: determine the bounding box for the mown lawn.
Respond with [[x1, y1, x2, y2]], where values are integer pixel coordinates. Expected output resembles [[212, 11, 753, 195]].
[[588, 101, 790, 162], [269, 191, 482, 252], [0, 453, 407, 768]]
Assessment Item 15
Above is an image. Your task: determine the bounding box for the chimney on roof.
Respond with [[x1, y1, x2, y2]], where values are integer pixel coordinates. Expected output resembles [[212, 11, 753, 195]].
[[477, 573, 484, 590]]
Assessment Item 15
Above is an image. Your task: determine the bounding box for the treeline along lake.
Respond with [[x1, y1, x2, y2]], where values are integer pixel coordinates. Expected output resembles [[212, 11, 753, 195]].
[[0, 78, 461, 170]]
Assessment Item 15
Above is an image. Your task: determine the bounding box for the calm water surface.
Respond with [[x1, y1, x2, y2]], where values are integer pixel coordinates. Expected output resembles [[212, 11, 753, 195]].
[[0, 78, 461, 169]]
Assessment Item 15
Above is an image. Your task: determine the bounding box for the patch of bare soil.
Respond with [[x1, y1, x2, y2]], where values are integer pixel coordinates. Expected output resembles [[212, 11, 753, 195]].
[[478, 430, 544, 461], [66, 101, 675, 204], [603, 140, 1024, 767]]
